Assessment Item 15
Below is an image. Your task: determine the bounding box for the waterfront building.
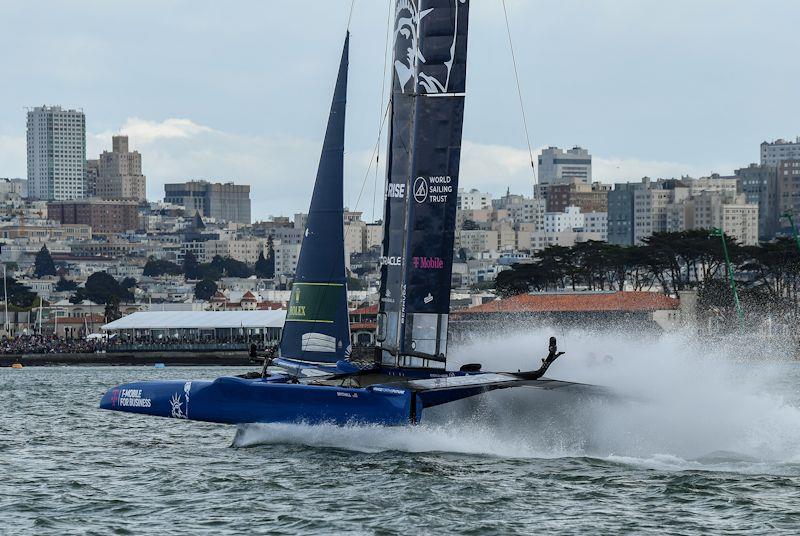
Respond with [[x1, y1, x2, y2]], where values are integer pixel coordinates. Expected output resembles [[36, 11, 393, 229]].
[[27, 106, 86, 200]]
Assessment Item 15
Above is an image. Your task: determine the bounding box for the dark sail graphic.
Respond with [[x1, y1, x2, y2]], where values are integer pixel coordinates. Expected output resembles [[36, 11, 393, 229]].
[[377, 1, 469, 369], [279, 34, 351, 364]]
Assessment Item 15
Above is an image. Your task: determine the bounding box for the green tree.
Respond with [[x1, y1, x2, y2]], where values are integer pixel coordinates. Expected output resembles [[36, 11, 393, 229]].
[[104, 296, 122, 322], [254, 250, 270, 278], [265, 236, 275, 278], [143, 257, 182, 277], [71, 271, 133, 305], [183, 250, 201, 280], [55, 277, 78, 292], [194, 278, 218, 301], [34, 245, 57, 277], [224, 257, 252, 278], [1, 276, 37, 309]]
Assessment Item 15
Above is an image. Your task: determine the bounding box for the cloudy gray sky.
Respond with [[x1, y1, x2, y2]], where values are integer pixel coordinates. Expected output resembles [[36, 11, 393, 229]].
[[0, 0, 797, 221]]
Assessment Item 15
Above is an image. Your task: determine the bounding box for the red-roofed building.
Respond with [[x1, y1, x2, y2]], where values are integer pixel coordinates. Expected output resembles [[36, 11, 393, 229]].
[[349, 303, 378, 347], [452, 291, 680, 334]]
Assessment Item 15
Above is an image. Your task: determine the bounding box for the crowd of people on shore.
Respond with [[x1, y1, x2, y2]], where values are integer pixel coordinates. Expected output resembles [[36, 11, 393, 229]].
[[1, 334, 278, 354], [1, 334, 106, 355]]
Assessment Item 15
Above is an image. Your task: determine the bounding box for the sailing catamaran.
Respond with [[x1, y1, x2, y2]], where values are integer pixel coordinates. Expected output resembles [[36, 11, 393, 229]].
[[100, 0, 589, 427]]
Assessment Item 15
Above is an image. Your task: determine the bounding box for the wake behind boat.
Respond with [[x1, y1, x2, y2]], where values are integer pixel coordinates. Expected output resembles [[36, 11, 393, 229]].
[[100, 0, 596, 427]]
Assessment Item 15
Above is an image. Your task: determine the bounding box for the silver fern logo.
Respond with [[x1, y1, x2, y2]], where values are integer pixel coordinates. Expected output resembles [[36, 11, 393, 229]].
[[393, 0, 466, 94]]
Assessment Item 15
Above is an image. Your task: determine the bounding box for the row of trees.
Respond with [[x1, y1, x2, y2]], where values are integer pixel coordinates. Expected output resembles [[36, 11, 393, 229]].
[[143, 244, 275, 282], [495, 230, 800, 305]]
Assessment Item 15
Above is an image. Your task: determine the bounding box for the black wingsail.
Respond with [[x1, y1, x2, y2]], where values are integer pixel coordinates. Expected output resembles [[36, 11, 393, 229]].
[[278, 33, 351, 364], [377, 0, 469, 369]]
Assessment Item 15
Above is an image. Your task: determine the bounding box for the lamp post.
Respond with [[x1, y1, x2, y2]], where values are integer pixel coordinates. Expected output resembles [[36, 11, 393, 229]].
[[711, 228, 744, 334], [782, 210, 800, 254]]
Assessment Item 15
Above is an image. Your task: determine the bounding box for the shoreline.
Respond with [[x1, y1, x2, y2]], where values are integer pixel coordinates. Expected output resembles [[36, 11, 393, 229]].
[[1, 351, 263, 367]]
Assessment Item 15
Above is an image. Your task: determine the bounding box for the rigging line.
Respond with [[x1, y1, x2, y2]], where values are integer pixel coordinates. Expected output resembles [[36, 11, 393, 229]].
[[347, 0, 356, 32], [500, 0, 536, 187], [372, 0, 393, 223], [501, 0, 548, 252], [351, 100, 391, 219]]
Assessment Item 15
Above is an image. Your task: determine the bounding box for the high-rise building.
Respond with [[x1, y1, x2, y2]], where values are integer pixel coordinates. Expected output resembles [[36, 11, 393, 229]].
[[27, 106, 86, 200], [777, 159, 800, 234], [164, 180, 251, 224], [690, 192, 758, 245], [607, 178, 691, 245], [97, 135, 146, 201], [546, 180, 610, 213], [761, 138, 800, 167], [538, 146, 592, 187], [85, 159, 99, 197], [735, 164, 778, 240]]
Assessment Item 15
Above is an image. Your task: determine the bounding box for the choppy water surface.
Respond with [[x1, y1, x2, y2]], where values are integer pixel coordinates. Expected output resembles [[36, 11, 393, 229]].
[[3, 329, 800, 534]]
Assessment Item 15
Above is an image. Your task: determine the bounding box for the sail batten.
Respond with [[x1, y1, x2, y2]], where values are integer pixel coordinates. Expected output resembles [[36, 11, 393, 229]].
[[377, 1, 470, 369], [278, 34, 351, 364]]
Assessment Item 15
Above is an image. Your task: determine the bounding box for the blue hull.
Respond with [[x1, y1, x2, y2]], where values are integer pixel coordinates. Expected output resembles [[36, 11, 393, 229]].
[[99, 376, 416, 426]]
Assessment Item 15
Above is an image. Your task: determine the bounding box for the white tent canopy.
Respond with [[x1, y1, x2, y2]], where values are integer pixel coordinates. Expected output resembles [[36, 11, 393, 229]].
[[101, 310, 286, 331]]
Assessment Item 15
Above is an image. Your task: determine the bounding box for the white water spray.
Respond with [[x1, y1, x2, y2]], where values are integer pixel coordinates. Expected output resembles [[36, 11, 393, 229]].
[[235, 328, 800, 472]]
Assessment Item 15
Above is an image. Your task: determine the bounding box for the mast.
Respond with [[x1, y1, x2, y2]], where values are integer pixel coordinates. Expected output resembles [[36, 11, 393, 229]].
[[278, 33, 351, 364], [377, 0, 470, 369]]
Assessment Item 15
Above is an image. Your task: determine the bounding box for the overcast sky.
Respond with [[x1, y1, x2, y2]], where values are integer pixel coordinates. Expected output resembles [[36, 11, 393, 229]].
[[0, 0, 797, 221]]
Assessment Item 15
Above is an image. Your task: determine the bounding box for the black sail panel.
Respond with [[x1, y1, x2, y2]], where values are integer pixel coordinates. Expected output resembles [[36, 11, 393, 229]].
[[378, 0, 469, 369]]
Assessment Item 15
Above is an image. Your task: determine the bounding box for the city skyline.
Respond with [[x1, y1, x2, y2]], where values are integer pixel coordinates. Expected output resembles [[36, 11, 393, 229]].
[[1, 0, 798, 220]]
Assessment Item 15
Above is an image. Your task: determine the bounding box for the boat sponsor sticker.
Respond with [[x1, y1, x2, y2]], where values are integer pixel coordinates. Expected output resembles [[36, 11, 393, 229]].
[[412, 256, 443, 269], [387, 183, 406, 199], [413, 177, 428, 203], [113, 388, 152, 408], [414, 176, 453, 204], [380, 256, 402, 267], [371, 386, 406, 395]]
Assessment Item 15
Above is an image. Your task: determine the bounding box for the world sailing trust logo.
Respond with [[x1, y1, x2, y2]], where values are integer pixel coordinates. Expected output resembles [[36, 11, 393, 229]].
[[414, 175, 452, 204], [394, 0, 467, 94]]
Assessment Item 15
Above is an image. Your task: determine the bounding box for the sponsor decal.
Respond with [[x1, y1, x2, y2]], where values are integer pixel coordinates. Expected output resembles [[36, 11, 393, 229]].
[[170, 393, 186, 419], [381, 288, 395, 304], [424, 293, 434, 304], [380, 256, 402, 266], [372, 386, 406, 395], [412, 176, 452, 203], [116, 388, 152, 408], [427, 176, 453, 203], [393, 0, 467, 94], [336, 391, 359, 399], [413, 177, 428, 203], [412, 256, 444, 269], [400, 284, 407, 323], [387, 183, 406, 199]]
